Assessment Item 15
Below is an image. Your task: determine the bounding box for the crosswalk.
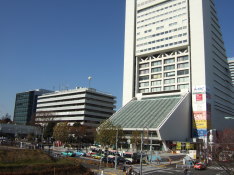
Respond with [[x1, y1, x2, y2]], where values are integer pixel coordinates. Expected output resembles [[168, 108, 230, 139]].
[[143, 167, 184, 175], [208, 166, 234, 171]]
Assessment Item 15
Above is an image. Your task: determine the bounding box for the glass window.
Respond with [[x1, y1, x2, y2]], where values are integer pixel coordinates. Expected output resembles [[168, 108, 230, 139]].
[[151, 74, 162, 79], [139, 75, 149, 81], [152, 67, 162, 73], [139, 88, 149, 93], [164, 64, 175, 71], [164, 86, 175, 91], [139, 69, 149, 74], [177, 69, 189, 76], [139, 82, 149, 87], [164, 78, 175, 84], [152, 60, 162, 66], [139, 63, 149, 68], [177, 55, 188, 62], [151, 87, 161, 92], [178, 84, 189, 90], [151, 80, 161, 86], [164, 58, 175, 64], [177, 76, 189, 83], [177, 62, 189, 69], [164, 71, 175, 77]]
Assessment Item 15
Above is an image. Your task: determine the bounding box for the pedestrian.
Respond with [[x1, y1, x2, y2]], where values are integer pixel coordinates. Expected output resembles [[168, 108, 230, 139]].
[[184, 168, 188, 175], [126, 166, 133, 175], [169, 158, 172, 165], [123, 165, 126, 173]]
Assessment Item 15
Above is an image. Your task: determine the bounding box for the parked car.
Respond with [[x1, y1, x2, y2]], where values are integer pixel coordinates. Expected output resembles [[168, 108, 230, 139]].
[[86, 152, 97, 157], [194, 163, 206, 170], [101, 156, 115, 163], [116, 156, 132, 164], [74, 151, 86, 157], [61, 151, 76, 157], [105, 156, 132, 165]]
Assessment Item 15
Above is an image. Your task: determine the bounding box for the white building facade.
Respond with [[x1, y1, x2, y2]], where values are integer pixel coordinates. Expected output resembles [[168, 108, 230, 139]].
[[35, 88, 116, 127], [122, 0, 234, 138]]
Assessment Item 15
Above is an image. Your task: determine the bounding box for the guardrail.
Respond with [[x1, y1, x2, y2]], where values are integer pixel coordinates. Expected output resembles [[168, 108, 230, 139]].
[[176, 164, 193, 169]]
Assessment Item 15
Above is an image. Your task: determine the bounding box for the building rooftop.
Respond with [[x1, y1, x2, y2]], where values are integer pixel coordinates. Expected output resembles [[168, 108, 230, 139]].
[[110, 95, 182, 129]]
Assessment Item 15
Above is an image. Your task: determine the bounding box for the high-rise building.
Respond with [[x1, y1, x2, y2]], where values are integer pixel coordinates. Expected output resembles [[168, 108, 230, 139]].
[[35, 87, 116, 127], [109, 0, 233, 149], [228, 57, 234, 86], [13, 89, 52, 125]]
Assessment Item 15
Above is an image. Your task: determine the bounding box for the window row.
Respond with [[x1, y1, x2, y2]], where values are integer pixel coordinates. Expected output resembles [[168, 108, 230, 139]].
[[136, 33, 187, 48], [140, 62, 189, 74], [139, 76, 189, 87], [137, 6, 186, 25], [139, 84, 190, 93], [137, 12, 187, 30], [139, 69, 189, 81], [137, 0, 177, 12], [137, 40, 188, 53], [139, 56, 189, 68], [137, 0, 186, 19], [136, 26, 187, 42]]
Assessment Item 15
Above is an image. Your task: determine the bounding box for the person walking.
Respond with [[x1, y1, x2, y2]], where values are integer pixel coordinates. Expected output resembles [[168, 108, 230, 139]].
[[184, 168, 188, 175], [126, 166, 133, 175]]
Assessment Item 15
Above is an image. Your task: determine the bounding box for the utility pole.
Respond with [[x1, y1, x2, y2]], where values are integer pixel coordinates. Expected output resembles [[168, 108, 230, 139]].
[[140, 131, 143, 175], [150, 132, 153, 163], [115, 129, 118, 169]]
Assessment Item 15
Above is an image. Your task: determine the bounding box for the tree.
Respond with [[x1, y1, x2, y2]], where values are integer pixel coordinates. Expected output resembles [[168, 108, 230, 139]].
[[44, 121, 56, 140], [130, 130, 141, 151], [95, 119, 124, 148], [70, 123, 86, 142], [215, 129, 234, 161], [0, 113, 12, 123], [53, 122, 70, 143]]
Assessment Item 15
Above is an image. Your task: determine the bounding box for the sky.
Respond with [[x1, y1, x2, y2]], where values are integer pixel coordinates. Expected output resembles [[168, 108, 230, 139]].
[[0, 0, 234, 118]]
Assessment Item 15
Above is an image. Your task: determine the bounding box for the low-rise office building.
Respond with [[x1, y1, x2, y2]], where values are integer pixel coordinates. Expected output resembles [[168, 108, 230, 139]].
[[13, 89, 52, 125], [35, 87, 116, 127]]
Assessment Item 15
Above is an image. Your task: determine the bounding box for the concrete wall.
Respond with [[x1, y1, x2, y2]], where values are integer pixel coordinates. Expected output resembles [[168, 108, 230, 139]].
[[122, 0, 136, 106], [159, 93, 191, 141]]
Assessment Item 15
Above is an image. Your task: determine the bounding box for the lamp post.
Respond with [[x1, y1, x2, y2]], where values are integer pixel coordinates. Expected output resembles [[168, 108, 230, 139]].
[[206, 129, 216, 163], [140, 131, 143, 175], [115, 129, 118, 170], [88, 76, 92, 88]]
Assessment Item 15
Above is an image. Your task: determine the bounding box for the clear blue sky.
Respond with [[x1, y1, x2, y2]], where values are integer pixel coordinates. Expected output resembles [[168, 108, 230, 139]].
[[0, 0, 234, 118]]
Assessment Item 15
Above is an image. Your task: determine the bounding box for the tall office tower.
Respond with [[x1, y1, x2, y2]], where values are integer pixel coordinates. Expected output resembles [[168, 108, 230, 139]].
[[122, 0, 234, 138], [13, 89, 52, 125], [35, 87, 116, 127], [228, 57, 234, 86]]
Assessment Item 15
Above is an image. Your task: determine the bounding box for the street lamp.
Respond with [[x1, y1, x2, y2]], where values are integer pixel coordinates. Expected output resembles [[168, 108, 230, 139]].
[[206, 129, 216, 162], [88, 76, 92, 88], [140, 131, 143, 175], [115, 129, 118, 170]]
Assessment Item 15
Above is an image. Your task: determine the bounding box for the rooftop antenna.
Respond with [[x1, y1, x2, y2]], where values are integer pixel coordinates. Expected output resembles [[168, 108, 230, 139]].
[[88, 76, 92, 88]]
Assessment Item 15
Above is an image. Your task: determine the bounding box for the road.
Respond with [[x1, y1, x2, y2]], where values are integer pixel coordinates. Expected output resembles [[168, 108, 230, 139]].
[[131, 164, 230, 175]]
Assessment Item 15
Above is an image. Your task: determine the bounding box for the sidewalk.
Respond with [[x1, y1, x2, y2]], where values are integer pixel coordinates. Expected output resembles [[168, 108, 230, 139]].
[[92, 159, 183, 175], [93, 168, 124, 175]]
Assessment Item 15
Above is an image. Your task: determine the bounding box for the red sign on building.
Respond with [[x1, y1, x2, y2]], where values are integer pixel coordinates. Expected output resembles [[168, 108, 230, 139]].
[[196, 94, 203, 101]]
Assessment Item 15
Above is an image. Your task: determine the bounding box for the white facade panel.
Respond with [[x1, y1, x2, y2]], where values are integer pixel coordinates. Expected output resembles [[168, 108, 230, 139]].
[[123, 0, 136, 105]]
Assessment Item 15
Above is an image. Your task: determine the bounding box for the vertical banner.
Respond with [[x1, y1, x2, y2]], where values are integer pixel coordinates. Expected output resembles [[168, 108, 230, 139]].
[[192, 85, 211, 137]]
